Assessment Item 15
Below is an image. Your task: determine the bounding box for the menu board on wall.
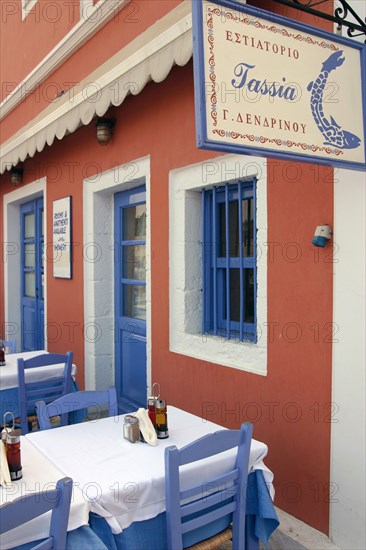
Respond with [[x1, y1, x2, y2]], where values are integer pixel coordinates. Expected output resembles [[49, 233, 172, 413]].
[[193, 0, 366, 171], [53, 196, 72, 279]]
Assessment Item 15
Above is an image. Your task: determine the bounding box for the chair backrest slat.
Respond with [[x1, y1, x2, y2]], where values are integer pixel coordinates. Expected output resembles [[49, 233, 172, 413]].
[[180, 469, 239, 502], [21, 353, 70, 369], [181, 488, 237, 519], [165, 422, 253, 550], [31, 539, 54, 550], [26, 380, 64, 391], [17, 352, 73, 434], [0, 477, 72, 550], [181, 501, 237, 534], [25, 381, 65, 398], [36, 388, 118, 430], [178, 429, 245, 465]]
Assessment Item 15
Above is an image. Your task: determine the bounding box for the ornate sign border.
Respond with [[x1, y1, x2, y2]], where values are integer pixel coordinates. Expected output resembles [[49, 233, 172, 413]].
[[193, 0, 366, 171]]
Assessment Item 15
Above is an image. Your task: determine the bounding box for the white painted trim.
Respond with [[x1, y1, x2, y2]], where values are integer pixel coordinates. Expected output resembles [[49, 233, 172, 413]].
[[83, 156, 151, 392], [330, 172, 366, 549], [1, 0, 130, 119], [169, 154, 268, 376], [3, 178, 47, 351], [80, 0, 95, 20], [330, 3, 366, 548], [21, 0, 38, 21]]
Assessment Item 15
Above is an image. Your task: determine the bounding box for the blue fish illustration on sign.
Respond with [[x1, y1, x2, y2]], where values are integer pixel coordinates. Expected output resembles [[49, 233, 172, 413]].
[[307, 50, 361, 150]]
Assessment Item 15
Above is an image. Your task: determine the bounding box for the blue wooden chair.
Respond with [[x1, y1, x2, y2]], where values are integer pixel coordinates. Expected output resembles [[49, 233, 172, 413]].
[[17, 352, 73, 434], [3, 340, 16, 353], [36, 388, 118, 430], [165, 422, 253, 550], [0, 477, 72, 549]]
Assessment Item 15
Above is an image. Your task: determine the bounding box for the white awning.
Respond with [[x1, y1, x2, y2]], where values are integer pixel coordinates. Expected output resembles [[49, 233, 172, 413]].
[[0, 2, 192, 174]]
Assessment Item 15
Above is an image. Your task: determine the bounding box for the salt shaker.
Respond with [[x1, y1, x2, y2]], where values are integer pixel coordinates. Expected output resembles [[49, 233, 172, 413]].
[[123, 415, 140, 443]]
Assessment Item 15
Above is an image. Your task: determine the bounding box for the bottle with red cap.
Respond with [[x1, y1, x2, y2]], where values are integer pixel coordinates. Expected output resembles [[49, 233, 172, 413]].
[[147, 382, 160, 428], [0, 341, 5, 366]]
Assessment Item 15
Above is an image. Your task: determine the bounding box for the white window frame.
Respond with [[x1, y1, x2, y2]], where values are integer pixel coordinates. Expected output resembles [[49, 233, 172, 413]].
[[21, 0, 38, 21], [83, 156, 151, 391], [169, 154, 268, 376]]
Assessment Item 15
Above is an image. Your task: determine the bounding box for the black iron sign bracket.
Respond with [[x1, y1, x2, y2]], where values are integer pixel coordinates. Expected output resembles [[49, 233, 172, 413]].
[[271, 0, 366, 41]]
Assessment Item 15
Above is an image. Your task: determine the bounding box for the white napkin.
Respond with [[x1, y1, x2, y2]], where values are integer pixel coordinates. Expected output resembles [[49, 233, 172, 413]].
[[133, 408, 157, 447], [0, 441, 12, 487]]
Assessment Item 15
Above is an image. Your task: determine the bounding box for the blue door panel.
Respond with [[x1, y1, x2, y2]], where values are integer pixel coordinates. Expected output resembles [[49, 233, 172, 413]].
[[22, 304, 36, 351], [120, 329, 147, 406], [21, 198, 44, 351], [39, 305, 45, 350], [114, 186, 147, 412]]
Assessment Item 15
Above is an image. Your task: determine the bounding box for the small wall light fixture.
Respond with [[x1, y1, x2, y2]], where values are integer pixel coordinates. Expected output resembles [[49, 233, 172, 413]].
[[96, 117, 115, 146], [10, 167, 23, 186], [312, 224, 332, 247]]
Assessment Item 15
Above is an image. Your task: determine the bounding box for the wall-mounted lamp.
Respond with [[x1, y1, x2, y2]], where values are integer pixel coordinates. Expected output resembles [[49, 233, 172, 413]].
[[312, 224, 332, 247], [10, 167, 23, 186], [96, 117, 115, 146]]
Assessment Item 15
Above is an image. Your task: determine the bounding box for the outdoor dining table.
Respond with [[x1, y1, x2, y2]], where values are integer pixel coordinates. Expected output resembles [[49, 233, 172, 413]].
[[0, 436, 91, 549], [25, 405, 279, 549], [0, 350, 78, 420]]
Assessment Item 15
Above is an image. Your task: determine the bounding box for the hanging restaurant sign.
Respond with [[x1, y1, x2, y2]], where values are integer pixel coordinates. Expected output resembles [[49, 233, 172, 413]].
[[192, 0, 366, 171]]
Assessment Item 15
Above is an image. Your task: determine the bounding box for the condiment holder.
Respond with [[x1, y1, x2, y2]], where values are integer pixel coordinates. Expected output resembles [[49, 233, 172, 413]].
[[0, 341, 5, 366], [147, 383, 169, 439], [123, 382, 169, 444], [2, 412, 22, 481]]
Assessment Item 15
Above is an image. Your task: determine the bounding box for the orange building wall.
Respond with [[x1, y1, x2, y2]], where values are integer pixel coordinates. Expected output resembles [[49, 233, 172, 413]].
[[1, 0, 182, 142], [0, 0, 335, 535], [0, 60, 333, 533], [0, 0, 80, 102]]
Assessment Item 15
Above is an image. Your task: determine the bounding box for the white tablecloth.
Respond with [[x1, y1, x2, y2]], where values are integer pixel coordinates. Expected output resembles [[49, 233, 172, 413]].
[[0, 437, 90, 549], [26, 406, 274, 534], [0, 350, 77, 391]]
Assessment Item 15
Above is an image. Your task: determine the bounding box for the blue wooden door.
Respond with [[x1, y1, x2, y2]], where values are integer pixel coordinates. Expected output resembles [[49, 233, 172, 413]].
[[114, 187, 147, 411], [21, 198, 44, 351]]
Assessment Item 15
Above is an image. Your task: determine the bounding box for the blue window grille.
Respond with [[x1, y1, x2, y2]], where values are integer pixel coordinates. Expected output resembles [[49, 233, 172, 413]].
[[202, 179, 257, 342]]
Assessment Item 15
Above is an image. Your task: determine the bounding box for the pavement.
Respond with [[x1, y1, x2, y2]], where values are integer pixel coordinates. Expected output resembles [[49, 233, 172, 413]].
[[216, 507, 341, 550], [217, 529, 307, 549]]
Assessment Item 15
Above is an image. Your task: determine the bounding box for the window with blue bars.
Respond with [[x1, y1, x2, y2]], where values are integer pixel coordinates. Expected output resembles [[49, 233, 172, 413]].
[[202, 179, 257, 342]]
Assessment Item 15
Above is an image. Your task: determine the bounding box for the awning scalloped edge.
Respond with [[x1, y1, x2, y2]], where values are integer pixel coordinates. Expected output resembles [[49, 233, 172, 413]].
[[1, 8, 192, 174]]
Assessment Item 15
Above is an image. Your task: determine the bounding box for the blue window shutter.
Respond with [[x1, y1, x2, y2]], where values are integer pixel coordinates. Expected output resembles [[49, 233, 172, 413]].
[[202, 180, 257, 343]]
